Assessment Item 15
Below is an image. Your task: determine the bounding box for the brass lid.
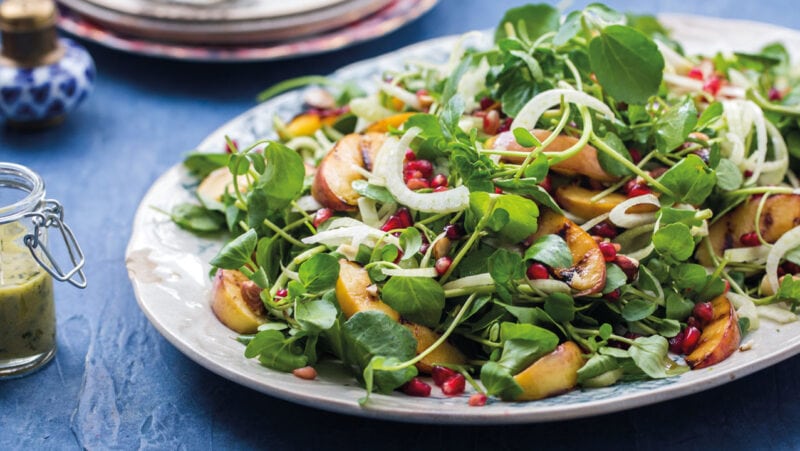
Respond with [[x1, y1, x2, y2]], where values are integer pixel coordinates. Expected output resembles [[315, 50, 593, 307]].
[[0, 0, 56, 33]]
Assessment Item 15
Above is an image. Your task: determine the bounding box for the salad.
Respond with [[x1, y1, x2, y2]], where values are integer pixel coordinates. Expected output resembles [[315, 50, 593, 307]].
[[170, 3, 800, 405]]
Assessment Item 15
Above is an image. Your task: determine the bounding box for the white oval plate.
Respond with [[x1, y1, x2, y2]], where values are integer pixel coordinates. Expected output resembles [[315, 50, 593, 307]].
[[126, 14, 800, 424]]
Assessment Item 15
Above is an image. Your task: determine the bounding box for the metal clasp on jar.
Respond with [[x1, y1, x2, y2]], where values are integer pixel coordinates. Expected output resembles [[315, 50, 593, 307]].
[[23, 199, 86, 288]]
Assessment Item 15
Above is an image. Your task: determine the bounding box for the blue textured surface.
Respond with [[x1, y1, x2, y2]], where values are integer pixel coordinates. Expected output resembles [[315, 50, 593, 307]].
[[3, 0, 800, 449]]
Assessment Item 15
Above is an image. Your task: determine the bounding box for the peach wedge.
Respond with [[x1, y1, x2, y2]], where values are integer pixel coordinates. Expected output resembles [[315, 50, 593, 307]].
[[211, 269, 267, 334], [311, 133, 386, 211], [513, 341, 585, 401], [685, 294, 741, 369]]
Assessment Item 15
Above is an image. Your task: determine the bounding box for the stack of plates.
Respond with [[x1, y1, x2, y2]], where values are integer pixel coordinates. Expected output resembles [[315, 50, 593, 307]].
[[56, 0, 438, 61]]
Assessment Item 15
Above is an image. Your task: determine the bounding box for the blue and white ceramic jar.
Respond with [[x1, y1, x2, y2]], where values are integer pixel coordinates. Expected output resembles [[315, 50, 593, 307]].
[[0, 0, 94, 128]]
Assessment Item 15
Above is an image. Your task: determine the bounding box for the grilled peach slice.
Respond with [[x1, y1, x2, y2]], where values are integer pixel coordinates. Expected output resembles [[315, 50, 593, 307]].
[[366, 112, 416, 133], [336, 260, 464, 373], [699, 194, 800, 265], [555, 185, 658, 220], [530, 210, 606, 295], [513, 341, 585, 401], [211, 269, 267, 334], [685, 294, 741, 369], [311, 133, 386, 211], [487, 129, 618, 183], [197, 167, 250, 206]]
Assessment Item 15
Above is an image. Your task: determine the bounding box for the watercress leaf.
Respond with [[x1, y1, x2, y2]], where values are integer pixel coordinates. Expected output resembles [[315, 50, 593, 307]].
[[287, 280, 306, 299], [603, 263, 628, 294], [351, 180, 396, 203], [655, 97, 698, 152], [583, 3, 627, 29], [697, 101, 723, 129], [362, 356, 417, 397], [343, 311, 417, 392], [381, 277, 445, 327], [695, 276, 726, 302], [657, 154, 716, 205], [245, 330, 307, 372], [256, 236, 281, 282], [227, 153, 250, 176], [658, 207, 703, 228], [245, 187, 270, 233], [170, 203, 225, 233], [466, 192, 540, 243], [588, 25, 664, 104], [210, 228, 257, 269], [398, 227, 422, 261], [488, 248, 525, 302], [665, 290, 695, 321], [250, 267, 270, 289], [296, 299, 337, 332], [599, 323, 613, 340], [299, 253, 340, 292], [670, 263, 708, 290], [577, 354, 619, 384], [523, 153, 550, 181], [513, 127, 542, 148], [480, 361, 523, 400], [647, 317, 682, 337], [184, 152, 229, 178], [776, 276, 800, 304], [440, 95, 466, 140], [493, 180, 564, 215], [494, 3, 559, 42], [497, 322, 560, 373], [599, 346, 630, 359], [622, 298, 657, 322], [497, 303, 564, 332], [629, 335, 671, 378], [537, 294, 571, 325], [595, 132, 634, 176], [553, 10, 582, 46], [652, 223, 694, 261], [715, 158, 743, 191], [258, 142, 305, 210], [524, 234, 572, 268]]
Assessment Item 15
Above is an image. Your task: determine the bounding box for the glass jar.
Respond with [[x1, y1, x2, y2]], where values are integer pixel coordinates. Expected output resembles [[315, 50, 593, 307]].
[[0, 162, 85, 377]]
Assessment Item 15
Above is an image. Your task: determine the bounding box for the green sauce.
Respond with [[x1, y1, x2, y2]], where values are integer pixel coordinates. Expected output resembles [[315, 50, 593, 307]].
[[0, 224, 55, 364]]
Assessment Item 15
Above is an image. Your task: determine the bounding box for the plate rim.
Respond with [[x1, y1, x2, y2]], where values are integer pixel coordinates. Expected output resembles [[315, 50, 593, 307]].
[[126, 14, 800, 424]]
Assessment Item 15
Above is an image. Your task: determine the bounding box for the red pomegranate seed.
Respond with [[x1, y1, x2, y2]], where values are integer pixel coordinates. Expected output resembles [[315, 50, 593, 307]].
[[769, 87, 783, 101], [274, 289, 288, 301], [686, 316, 700, 330], [703, 75, 722, 95], [682, 326, 702, 354], [723, 279, 731, 294], [401, 377, 432, 397], [687, 67, 704, 80], [381, 208, 413, 232], [744, 169, 754, 178], [441, 373, 466, 396], [740, 232, 760, 247], [479, 97, 495, 110], [404, 149, 417, 161], [782, 261, 800, 274], [668, 330, 685, 354], [431, 366, 458, 386], [435, 256, 453, 276], [627, 184, 652, 198], [629, 148, 642, 164], [468, 393, 488, 407], [313, 208, 334, 228], [404, 169, 424, 182], [590, 222, 618, 239], [292, 366, 317, 380], [483, 110, 501, 135], [539, 175, 552, 193], [405, 160, 433, 178], [443, 224, 464, 240], [494, 187, 503, 194], [526, 263, 549, 280], [431, 173, 449, 188], [598, 241, 617, 262], [604, 289, 621, 301], [406, 178, 431, 190], [693, 302, 714, 324], [497, 117, 513, 133]]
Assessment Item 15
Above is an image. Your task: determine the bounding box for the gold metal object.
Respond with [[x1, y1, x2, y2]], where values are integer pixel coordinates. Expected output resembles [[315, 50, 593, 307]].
[[0, 0, 63, 67]]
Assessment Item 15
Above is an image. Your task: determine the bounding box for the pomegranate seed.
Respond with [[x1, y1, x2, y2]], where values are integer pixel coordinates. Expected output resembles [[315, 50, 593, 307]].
[[744, 169, 754, 178], [686, 316, 700, 330], [483, 110, 501, 135], [769, 87, 783, 101], [590, 222, 618, 239], [604, 289, 621, 301], [723, 279, 731, 294], [468, 393, 488, 407], [433, 186, 449, 192], [313, 208, 334, 228], [479, 97, 495, 110], [441, 373, 466, 396], [627, 183, 652, 198], [703, 75, 722, 95], [419, 236, 430, 255], [404, 149, 417, 161], [405, 160, 433, 178], [292, 366, 317, 380], [431, 173, 449, 188], [494, 187, 503, 194], [274, 288, 288, 301], [629, 148, 642, 164], [777, 266, 787, 277], [669, 330, 685, 354], [443, 224, 464, 240], [539, 175, 552, 193], [740, 232, 760, 247], [687, 67, 704, 80], [381, 208, 413, 232], [435, 256, 453, 276], [497, 117, 513, 133], [401, 377, 432, 397], [404, 169, 424, 182], [599, 241, 617, 262], [526, 263, 549, 280], [693, 302, 714, 324], [432, 366, 458, 386], [406, 178, 431, 190], [682, 326, 702, 354], [782, 261, 800, 274]]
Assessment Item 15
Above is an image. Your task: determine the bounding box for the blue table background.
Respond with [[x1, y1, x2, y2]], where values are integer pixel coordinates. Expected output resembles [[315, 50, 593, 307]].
[[3, 0, 800, 449]]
